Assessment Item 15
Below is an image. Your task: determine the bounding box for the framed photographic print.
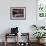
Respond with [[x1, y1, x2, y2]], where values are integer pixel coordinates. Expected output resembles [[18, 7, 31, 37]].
[[10, 7, 26, 20]]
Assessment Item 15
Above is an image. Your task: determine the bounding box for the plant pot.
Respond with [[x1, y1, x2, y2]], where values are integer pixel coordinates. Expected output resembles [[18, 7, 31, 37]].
[[40, 38, 45, 43], [37, 39, 45, 44]]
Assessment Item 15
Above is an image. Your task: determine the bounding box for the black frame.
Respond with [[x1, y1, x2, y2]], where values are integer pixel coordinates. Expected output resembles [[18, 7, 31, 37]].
[[10, 7, 26, 20]]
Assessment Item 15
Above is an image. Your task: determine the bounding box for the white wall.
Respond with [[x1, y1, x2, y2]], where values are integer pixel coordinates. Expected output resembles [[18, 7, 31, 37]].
[[0, 0, 36, 42]]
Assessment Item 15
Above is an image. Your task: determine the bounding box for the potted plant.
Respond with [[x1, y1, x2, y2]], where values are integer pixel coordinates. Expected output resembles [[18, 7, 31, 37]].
[[32, 25, 46, 43], [33, 32, 46, 43]]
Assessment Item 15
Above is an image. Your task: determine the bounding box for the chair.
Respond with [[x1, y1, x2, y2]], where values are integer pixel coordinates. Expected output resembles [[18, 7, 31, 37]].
[[4, 33, 18, 46], [18, 33, 30, 46], [4, 27, 19, 46]]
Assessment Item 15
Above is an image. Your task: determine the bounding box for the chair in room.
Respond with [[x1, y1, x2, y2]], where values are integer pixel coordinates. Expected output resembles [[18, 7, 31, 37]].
[[4, 27, 19, 46], [18, 33, 30, 46]]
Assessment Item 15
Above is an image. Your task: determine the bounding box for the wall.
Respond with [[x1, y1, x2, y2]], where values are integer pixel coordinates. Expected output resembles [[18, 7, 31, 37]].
[[0, 0, 36, 42]]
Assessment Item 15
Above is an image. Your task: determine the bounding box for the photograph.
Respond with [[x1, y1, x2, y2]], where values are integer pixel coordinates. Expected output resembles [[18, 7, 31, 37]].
[[10, 7, 26, 20]]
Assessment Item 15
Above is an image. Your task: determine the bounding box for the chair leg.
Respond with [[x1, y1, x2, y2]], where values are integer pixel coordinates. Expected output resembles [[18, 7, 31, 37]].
[[4, 33, 7, 46], [4, 41, 7, 46]]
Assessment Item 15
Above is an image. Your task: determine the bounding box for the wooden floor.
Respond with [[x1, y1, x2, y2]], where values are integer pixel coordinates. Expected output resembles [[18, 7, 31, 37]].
[[0, 42, 46, 46]]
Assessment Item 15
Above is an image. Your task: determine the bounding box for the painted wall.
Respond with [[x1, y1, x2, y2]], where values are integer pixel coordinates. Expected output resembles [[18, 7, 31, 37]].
[[0, 0, 36, 42]]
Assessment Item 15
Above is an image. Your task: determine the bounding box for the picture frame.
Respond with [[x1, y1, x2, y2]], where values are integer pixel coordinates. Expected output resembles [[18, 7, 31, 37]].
[[10, 7, 26, 20]]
